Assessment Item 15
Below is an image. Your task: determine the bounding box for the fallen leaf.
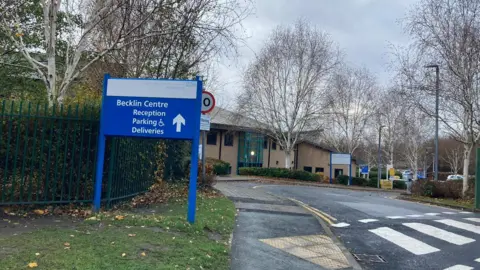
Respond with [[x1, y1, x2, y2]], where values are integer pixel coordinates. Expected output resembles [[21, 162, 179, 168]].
[[27, 262, 38, 268], [140, 252, 146, 257], [128, 234, 136, 237], [70, 235, 75, 237], [86, 216, 97, 221], [122, 253, 126, 257], [33, 209, 45, 215], [64, 242, 70, 247], [35, 253, 40, 256], [115, 215, 125, 220], [64, 247, 70, 250]]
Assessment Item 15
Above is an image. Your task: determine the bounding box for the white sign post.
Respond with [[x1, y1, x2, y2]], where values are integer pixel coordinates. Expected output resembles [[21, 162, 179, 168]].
[[200, 90, 215, 185]]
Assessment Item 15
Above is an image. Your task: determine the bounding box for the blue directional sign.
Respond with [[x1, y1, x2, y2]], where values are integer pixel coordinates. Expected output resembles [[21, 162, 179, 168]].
[[102, 78, 199, 139], [94, 75, 202, 224], [361, 165, 369, 174]]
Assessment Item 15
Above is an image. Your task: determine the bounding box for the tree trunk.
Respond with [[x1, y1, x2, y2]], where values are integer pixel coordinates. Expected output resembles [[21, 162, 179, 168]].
[[462, 145, 472, 196], [285, 151, 291, 169], [46, 1, 58, 106]]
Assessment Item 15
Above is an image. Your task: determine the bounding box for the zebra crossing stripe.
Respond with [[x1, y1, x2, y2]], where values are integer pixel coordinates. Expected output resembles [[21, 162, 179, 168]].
[[475, 258, 480, 262], [435, 219, 480, 234], [425, 213, 441, 216], [386, 216, 404, 219], [369, 227, 440, 255], [442, 212, 457, 215], [443, 265, 473, 270], [406, 214, 423, 218], [403, 223, 475, 245], [464, 217, 480, 223], [358, 219, 378, 223]]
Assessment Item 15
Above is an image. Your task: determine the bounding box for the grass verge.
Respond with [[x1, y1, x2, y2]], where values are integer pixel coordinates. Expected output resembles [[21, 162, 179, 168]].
[[400, 195, 475, 210], [0, 194, 235, 270]]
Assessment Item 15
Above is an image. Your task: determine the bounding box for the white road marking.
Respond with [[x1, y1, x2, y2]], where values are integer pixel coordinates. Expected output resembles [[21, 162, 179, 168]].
[[442, 212, 458, 215], [358, 219, 378, 223], [406, 214, 424, 218], [403, 223, 475, 245], [425, 213, 441, 216], [386, 216, 404, 219], [475, 258, 480, 262], [331, 222, 350, 228], [464, 217, 480, 223], [435, 219, 480, 234], [459, 211, 472, 214], [444, 265, 473, 270], [369, 227, 440, 255]]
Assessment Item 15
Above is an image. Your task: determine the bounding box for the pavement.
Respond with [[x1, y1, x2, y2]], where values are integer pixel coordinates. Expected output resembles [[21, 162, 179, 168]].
[[215, 182, 359, 270], [251, 183, 480, 270]]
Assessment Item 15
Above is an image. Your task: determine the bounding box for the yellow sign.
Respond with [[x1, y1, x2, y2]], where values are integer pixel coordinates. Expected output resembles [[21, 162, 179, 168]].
[[380, 180, 393, 190], [389, 168, 395, 176]]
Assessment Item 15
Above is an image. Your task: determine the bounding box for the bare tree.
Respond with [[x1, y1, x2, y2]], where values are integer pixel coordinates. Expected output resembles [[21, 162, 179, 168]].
[[377, 88, 406, 168], [392, 0, 480, 194], [399, 108, 434, 180], [443, 146, 463, 175], [0, 0, 250, 104], [237, 20, 339, 168], [322, 65, 378, 154]]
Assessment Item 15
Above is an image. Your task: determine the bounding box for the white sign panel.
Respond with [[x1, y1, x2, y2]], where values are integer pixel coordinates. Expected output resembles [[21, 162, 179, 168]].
[[198, 144, 202, 158], [200, 115, 211, 131], [331, 153, 351, 165]]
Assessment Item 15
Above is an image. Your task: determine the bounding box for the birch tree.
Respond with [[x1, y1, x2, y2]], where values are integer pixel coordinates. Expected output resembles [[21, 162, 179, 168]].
[[377, 88, 406, 167], [237, 20, 339, 168], [400, 108, 434, 180], [393, 0, 480, 194], [0, 0, 249, 104], [444, 146, 463, 175], [322, 65, 378, 154]]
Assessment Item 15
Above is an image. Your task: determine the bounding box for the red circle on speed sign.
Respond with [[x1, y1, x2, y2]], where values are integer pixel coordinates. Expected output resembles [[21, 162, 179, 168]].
[[201, 91, 215, 114]]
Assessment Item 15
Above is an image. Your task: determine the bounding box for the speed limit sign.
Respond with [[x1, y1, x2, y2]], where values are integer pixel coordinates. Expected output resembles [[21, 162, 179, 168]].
[[201, 91, 215, 114]]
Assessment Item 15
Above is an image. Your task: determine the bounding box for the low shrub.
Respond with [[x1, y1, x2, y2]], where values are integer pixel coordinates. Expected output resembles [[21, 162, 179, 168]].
[[411, 178, 475, 199], [393, 180, 407, 190], [238, 167, 321, 181], [336, 175, 368, 186], [206, 158, 231, 176]]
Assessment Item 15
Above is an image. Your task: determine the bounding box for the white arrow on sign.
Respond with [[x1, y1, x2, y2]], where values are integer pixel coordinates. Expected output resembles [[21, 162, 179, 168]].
[[173, 114, 185, 132]]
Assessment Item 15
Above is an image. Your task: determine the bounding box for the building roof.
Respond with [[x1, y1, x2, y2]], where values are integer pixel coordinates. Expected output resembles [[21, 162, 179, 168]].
[[209, 107, 262, 131]]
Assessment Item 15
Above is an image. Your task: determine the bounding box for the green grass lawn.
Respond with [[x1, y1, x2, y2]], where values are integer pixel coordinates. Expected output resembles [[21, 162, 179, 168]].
[[0, 195, 236, 270], [407, 195, 475, 209]]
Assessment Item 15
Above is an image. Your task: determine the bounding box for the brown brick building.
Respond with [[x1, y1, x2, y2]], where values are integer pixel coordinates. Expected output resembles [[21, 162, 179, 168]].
[[203, 108, 357, 178]]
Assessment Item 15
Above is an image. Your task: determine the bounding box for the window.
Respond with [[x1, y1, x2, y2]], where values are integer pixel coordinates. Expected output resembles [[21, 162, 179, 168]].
[[263, 137, 268, 149], [207, 132, 217, 145], [315, 168, 324, 173], [334, 169, 344, 178], [304, 166, 312, 173], [272, 141, 277, 150], [224, 133, 234, 146]]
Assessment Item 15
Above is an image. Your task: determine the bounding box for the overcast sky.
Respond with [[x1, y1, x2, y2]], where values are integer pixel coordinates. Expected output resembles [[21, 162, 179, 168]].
[[214, 0, 419, 105]]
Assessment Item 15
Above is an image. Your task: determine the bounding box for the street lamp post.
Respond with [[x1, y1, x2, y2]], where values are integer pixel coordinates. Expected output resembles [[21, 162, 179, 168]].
[[377, 125, 384, 188], [425, 64, 439, 181]]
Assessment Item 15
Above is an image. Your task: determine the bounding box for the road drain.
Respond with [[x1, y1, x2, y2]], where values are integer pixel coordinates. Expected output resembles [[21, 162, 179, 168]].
[[353, 254, 386, 263]]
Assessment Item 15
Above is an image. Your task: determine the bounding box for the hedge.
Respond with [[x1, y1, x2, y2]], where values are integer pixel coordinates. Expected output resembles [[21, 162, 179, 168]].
[[412, 178, 475, 199], [337, 175, 407, 190], [238, 167, 321, 182]]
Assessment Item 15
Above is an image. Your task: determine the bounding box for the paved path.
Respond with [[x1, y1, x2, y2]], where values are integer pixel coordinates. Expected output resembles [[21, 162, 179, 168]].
[[215, 182, 358, 270], [255, 183, 480, 270]]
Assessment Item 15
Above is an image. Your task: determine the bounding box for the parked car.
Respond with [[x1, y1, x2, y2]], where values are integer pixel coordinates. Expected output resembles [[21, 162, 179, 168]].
[[446, 174, 464, 181]]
